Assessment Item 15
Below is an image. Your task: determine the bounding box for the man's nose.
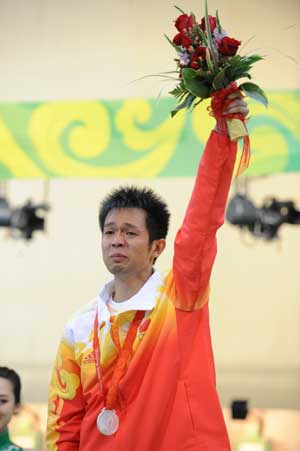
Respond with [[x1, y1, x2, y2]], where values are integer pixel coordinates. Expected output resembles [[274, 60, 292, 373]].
[[111, 231, 125, 247]]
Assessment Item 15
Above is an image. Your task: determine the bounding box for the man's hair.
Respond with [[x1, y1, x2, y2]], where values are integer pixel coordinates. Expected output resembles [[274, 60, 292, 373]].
[[99, 186, 170, 243], [0, 366, 21, 404]]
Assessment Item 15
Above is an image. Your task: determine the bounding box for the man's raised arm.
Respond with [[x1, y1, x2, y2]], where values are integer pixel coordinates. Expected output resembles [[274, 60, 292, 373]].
[[172, 95, 248, 311]]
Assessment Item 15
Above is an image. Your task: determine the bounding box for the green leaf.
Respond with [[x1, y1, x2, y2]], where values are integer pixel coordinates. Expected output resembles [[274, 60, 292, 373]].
[[171, 94, 196, 117], [239, 82, 268, 107], [212, 68, 229, 90], [196, 69, 214, 80], [159, 70, 181, 74], [216, 10, 222, 33], [244, 54, 264, 64], [182, 68, 211, 98], [225, 69, 252, 83], [169, 82, 187, 99], [237, 72, 252, 80], [193, 22, 208, 45], [130, 73, 179, 85], [174, 5, 186, 15], [205, 48, 214, 73], [204, 0, 217, 68], [164, 34, 181, 52], [224, 54, 263, 82], [192, 98, 205, 109], [226, 54, 264, 73]]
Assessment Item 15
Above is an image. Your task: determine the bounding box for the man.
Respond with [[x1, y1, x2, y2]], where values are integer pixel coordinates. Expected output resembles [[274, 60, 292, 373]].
[[47, 94, 249, 451]]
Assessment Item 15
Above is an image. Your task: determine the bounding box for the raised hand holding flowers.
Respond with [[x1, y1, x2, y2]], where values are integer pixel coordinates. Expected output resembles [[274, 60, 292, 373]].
[[166, 2, 268, 175]]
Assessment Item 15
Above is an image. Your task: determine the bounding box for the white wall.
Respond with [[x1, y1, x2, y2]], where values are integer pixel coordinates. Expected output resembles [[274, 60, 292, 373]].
[[0, 0, 299, 408], [0, 0, 299, 101]]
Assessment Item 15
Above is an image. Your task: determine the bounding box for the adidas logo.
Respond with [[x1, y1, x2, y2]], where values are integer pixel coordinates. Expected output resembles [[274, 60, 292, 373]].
[[82, 352, 96, 364]]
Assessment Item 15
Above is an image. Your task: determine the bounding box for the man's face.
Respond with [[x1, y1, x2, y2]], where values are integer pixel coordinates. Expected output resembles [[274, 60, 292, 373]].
[[0, 377, 19, 433], [101, 208, 164, 277]]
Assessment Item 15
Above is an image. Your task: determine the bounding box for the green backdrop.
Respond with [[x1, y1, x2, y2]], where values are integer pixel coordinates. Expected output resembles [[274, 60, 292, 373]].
[[0, 91, 299, 179]]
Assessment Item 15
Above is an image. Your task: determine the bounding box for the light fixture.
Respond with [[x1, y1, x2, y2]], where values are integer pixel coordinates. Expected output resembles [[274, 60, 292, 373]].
[[226, 194, 300, 240], [0, 196, 49, 240]]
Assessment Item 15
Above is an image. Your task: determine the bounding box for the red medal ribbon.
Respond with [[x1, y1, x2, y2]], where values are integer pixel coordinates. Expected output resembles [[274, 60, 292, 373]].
[[110, 317, 121, 352], [210, 81, 250, 176], [93, 309, 145, 410]]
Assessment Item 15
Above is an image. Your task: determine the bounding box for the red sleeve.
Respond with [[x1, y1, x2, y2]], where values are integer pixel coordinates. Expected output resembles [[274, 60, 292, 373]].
[[172, 130, 237, 311]]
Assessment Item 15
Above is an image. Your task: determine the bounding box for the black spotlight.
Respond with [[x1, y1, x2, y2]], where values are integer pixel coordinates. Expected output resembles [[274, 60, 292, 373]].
[[226, 194, 258, 228], [0, 197, 11, 226], [0, 197, 50, 240], [226, 194, 300, 240]]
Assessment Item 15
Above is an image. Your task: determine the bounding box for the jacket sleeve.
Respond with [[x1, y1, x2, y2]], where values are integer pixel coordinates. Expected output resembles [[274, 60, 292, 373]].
[[172, 130, 237, 311], [46, 331, 85, 451]]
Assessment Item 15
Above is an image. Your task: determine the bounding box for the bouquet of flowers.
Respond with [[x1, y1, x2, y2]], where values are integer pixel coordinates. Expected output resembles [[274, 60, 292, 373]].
[[167, 3, 268, 117], [166, 0, 268, 175], [164, 2, 267, 174]]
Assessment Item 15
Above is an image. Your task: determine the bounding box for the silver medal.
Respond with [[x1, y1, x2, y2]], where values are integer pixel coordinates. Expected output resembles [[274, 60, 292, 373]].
[[97, 408, 119, 435]]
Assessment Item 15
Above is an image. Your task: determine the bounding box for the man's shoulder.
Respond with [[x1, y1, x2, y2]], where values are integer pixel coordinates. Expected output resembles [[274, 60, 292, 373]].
[[68, 297, 98, 323], [62, 297, 98, 345]]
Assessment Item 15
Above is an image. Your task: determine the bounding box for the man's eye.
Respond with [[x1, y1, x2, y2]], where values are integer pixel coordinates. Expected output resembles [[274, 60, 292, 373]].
[[126, 231, 137, 236], [0, 399, 8, 405], [104, 230, 114, 235]]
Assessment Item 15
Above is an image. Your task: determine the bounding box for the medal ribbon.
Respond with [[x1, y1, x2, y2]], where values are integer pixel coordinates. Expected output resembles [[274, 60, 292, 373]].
[[110, 318, 121, 351], [93, 309, 145, 410]]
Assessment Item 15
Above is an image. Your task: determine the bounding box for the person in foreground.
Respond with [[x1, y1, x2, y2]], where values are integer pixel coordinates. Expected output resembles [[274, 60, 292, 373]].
[[0, 367, 23, 451], [47, 93, 249, 451]]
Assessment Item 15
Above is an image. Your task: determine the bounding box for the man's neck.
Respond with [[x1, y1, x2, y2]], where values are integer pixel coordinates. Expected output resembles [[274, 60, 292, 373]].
[[112, 270, 153, 302]]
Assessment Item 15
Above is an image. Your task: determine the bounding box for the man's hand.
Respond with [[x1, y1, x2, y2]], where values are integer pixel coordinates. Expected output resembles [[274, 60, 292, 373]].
[[214, 92, 249, 134], [223, 92, 249, 118]]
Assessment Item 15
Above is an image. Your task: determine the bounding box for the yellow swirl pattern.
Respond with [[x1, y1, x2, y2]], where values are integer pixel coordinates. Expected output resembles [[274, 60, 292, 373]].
[[0, 92, 298, 179], [0, 119, 42, 177], [115, 99, 185, 175], [54, 368, 80, 400], [245, 94, 296, 175], [191, 94, 297, 176], [28, 100, 184, 177], [49, 343, 80, 401], [191, 99, 215, 143], [116, 99, 183, 150], [29, 101, 110, 176]]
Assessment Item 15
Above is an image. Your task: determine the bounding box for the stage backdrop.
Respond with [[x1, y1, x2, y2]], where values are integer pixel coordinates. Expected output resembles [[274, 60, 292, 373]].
[[0, 90, 299, 179]]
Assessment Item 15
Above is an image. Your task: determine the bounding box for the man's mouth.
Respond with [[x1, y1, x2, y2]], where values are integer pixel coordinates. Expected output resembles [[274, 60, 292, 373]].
[[110, 254, 127, 262]]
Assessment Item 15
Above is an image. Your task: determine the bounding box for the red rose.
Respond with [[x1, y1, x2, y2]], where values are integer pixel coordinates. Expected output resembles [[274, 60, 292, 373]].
[[218, 36, 241, 56], [200, 15, 217, 32], [190, 46, 207, 69], [173, 32, 193, 49], [175, 14, 195, 32]]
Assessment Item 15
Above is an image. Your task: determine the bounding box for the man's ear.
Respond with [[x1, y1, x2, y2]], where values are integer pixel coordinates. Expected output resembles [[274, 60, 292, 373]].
[[151, 239, 166, 259]]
